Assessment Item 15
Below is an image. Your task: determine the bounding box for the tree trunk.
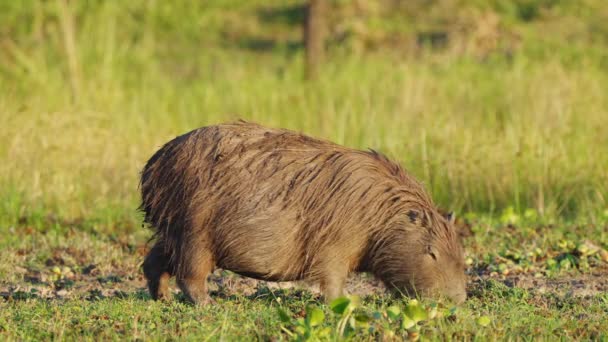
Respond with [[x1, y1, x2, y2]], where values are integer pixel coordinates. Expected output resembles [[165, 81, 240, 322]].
[[57, 0, 81, 101], [304, 0, 327, 80]]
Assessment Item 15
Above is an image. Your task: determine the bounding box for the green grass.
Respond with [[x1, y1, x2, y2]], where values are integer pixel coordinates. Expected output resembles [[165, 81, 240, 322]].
[[1, 0, 607, 224], [1, 289, 606, 340], [1, 216, 606, 340], [1, 0, 608, 340]]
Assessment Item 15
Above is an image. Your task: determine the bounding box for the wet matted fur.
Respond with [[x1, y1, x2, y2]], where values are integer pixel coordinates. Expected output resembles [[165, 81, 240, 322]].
[[140, 121, 467, 304]]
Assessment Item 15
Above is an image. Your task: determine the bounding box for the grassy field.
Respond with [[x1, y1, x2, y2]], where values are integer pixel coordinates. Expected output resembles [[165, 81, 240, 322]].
[[1, 0, 608, 340]]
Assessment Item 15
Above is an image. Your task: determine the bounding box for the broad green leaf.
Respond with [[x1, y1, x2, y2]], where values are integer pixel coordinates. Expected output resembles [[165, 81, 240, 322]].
[[404, 302, 427, 323], [383, 329, 396, 339], [307, 306, 325, 327], [401, 313, 416, 330], [349, 295, 361, 309], [343, 324, 356, 338], [348, 316, 356, 329], [477, 315, 491, 327], [386, 305, 401, 321], [318, 327, 332, 337], [354, 312, 372, 323], [330, 297, 351, 315], [295, 326, 306, 335], [277, 308, 292, 323], [427, 303, 438, 319]]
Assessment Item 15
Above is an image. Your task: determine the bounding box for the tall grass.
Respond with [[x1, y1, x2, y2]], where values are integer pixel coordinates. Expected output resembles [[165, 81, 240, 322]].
[[1, 1, 607, 228]]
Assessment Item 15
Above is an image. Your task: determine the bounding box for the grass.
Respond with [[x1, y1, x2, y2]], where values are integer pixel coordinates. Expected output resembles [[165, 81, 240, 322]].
[[1, 1, 607, 224], [1, 0, 608, 340], [1, 288, 606, 340], [1, 215, 606, 340]]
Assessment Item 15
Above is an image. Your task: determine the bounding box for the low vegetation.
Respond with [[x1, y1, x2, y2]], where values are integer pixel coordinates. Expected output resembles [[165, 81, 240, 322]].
[[1, 0, 607, 340]]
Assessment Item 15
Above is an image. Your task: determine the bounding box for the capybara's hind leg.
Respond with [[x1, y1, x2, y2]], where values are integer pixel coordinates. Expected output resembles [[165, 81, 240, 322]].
[[177, 249, 214, 306], [143, 243, 172, 301]]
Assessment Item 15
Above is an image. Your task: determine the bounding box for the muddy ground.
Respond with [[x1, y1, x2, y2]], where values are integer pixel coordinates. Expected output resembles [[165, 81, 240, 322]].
[[2, 259, 607, 303]]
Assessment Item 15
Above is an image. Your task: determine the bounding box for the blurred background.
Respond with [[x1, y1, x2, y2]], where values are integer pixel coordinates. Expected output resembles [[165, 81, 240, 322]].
[[1, 0, 607, 231]]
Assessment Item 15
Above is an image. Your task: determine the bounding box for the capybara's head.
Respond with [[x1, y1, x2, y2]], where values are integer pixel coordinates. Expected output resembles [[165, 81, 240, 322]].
[[374, 210, 467, 303]]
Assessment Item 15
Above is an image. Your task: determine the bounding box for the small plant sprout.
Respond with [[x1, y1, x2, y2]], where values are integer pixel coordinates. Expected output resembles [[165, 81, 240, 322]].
[[330, 295, 369, 338], [401, 299, 429, 340], [477, 315, 492, 327], [277, 305, 331, 341]]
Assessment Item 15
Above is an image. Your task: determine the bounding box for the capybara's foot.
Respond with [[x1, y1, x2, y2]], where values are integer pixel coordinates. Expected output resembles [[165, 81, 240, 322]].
[[320, 266, 347, 303], [143, 244, 172, 301], [146, 273, 171, 301], [155, 272, 171, 301]]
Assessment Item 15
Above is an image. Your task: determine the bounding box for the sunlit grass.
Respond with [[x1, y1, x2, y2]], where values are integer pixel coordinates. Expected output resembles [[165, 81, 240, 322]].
[[1, 1, 607, 226], [1, 2, 607, 340], [2, 51, 607, 225]]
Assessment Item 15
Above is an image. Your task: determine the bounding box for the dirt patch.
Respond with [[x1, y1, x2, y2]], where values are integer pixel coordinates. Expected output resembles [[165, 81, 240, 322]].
[[2, 227, 606, 302], [501, 267, 608, 297], [0, 269, 386, 301], [2, 265, 606, 302]]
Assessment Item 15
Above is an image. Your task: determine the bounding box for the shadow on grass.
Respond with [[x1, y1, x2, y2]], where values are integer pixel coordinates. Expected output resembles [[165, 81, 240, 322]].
[[257, 4, 306, 27], [219, 3, 305, 54], [229, 38, 303, 54]]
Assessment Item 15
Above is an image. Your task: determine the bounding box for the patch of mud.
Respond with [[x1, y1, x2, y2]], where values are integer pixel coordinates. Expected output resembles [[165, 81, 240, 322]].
[[2, 242, 606, 302], [467, 264, 608, 302], [3, 265, 607, 303], [0, 267, 388, 302], [206, 271, 387, 297], [502, 266, 608, 297]]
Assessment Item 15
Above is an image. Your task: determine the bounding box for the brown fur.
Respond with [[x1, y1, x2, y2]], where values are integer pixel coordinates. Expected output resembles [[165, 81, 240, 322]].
[[140, 121, 467, 304]]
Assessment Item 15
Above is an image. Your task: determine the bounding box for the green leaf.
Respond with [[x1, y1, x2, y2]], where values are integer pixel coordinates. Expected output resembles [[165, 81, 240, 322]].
[[306, 306, 325, 327], [343, 323, 356, 338], [407, 324, 421, 333], [354, 312, 372, 323], [318, 327, 332, 337], [348, 316, 356, 330], [401, 313, 416, 330], [477, 315, 491, 327], [330, 297, 351, 315], [427, 306, 438, 320], [277, 308, 292, 323], [349, 295, 361, 308], [295, 326, 306, 335], [386, 305, 401, 321], [404, 301, 428, 323]]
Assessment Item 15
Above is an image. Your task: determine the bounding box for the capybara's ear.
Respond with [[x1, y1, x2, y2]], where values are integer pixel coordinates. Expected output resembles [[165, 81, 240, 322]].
[[426, 244, 438, 261], [444, 211, 456, 224]]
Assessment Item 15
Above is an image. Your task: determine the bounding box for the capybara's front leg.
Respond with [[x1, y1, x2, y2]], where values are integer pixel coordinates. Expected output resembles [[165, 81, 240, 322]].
[[143, 242, 172, 301], [319, 261, 348, 303], [176, 249, 215, 306]]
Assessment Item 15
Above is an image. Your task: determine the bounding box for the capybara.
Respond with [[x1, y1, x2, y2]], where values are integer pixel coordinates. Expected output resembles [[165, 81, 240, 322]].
[[140, 121, 467, 304]]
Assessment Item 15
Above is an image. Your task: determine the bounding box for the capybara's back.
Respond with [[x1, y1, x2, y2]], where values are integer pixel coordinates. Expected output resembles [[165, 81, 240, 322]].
[[141, 121, 467, 305]]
